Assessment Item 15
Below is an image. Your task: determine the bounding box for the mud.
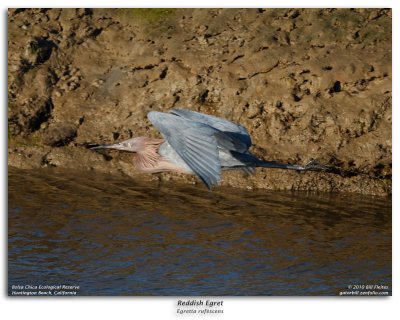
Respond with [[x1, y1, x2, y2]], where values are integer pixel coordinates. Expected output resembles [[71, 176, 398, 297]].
[[8, 8, 392, 196]]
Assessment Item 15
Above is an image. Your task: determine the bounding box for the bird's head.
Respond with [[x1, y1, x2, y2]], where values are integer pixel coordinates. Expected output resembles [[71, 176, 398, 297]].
[[91, 137, 145, 153]]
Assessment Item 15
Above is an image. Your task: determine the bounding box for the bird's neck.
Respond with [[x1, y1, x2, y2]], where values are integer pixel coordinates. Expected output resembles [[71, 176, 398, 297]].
[[132, 138, 164, 172]]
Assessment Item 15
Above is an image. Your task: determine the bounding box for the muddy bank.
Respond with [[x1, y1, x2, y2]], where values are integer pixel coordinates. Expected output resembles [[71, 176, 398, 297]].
[[8, 8, 392, 195]]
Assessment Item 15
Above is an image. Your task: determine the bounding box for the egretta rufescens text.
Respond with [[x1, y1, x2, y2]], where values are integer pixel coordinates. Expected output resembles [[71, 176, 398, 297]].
[[92, 108, 324, 189]]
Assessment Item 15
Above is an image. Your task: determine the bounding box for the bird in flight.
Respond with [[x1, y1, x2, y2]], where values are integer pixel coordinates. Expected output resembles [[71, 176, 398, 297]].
[[91, 108, 324, 189]]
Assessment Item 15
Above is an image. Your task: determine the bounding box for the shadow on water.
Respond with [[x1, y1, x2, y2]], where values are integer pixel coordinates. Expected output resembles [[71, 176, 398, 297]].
[[8, 167, 391, 295]]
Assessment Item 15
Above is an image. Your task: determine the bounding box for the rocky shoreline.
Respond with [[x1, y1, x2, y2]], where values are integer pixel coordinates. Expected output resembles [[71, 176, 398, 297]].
[[8, 8, 392, 196]]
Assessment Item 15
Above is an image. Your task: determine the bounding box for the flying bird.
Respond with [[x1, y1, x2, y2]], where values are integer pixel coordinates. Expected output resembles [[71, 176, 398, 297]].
[[91, 108, 324, 189]]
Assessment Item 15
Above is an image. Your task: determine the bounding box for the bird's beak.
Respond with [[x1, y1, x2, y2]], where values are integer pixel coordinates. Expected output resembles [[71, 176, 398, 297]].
[[90, 143, 123, 151]]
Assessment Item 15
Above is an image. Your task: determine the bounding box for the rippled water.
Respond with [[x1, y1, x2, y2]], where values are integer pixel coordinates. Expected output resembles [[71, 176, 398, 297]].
[[8, 167, 391, 296]]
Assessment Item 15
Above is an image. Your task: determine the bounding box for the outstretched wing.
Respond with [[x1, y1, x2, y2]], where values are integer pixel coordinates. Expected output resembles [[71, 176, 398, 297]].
[[147, 111, 221, 189], [170, 108, 252, 152]]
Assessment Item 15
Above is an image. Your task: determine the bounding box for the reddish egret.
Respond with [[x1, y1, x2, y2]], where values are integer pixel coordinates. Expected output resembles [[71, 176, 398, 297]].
[[92, 108, 324, 189]]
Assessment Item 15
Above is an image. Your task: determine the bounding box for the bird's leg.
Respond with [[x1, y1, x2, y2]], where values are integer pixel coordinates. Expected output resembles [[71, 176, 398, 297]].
[[257, 159, 328, 172]]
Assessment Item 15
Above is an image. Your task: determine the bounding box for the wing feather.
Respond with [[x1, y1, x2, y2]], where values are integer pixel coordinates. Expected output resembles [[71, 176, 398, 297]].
[[183, 137, 220, 173], [148, 111, 221, 189], [170, 108, 252, 151]]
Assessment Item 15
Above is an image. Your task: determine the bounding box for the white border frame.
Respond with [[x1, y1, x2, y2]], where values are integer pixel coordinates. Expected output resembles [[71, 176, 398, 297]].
[[2, 1, 397, 319]]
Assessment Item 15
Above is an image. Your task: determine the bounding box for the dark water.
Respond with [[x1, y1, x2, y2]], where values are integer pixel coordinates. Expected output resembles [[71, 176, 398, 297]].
[[8, 167, 391, 296]]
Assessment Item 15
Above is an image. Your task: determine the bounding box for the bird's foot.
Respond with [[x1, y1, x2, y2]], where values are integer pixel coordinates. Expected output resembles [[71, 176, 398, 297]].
[[303, 160, 328, 171]]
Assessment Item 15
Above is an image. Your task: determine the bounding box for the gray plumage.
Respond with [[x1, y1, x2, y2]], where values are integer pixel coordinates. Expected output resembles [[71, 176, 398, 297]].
[[92, 108, 325, 189]]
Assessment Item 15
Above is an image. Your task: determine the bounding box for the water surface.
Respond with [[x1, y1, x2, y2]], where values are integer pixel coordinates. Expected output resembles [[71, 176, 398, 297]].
[[8, 167, 391, 295]]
